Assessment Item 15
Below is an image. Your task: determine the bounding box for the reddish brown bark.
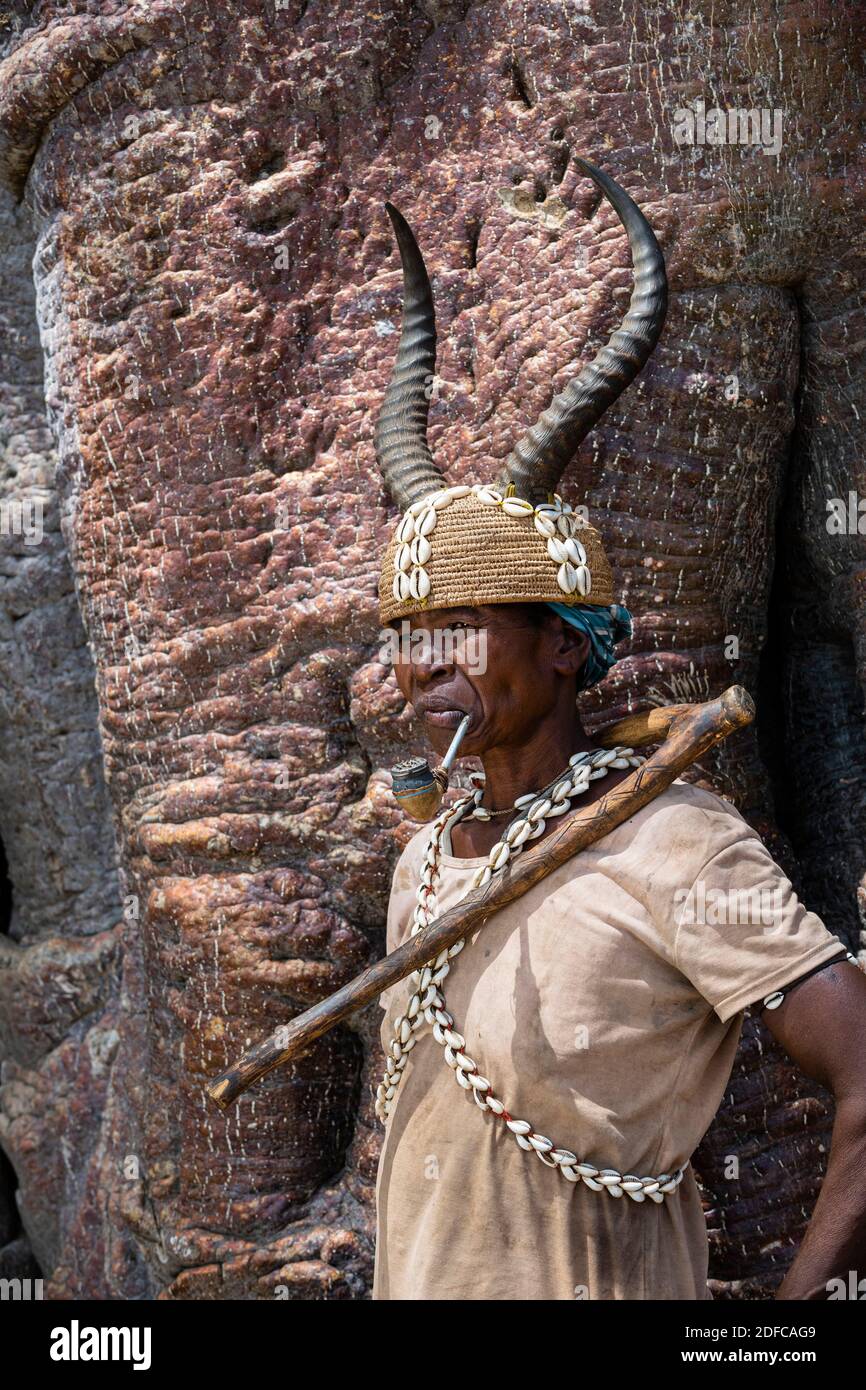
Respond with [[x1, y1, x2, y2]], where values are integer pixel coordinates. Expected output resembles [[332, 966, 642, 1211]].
[[0, 0, 863, 1298]]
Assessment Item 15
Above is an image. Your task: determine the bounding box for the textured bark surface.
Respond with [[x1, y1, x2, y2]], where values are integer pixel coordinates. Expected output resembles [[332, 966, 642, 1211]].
[[0, 0, 863, 1298]]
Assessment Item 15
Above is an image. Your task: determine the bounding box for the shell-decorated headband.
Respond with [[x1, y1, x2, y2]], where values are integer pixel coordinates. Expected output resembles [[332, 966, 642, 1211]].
[[375, 157, 668, 625]]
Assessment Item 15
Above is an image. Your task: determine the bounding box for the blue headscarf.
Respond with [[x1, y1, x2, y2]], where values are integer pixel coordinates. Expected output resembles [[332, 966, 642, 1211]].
[[547, 602, 633, 691]]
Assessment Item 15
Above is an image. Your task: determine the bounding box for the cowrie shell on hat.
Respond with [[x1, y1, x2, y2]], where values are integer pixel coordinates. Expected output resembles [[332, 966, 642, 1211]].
[[429, 490, 455, 509], [410, 567, 431, 599], [563, 537, 585, 565], [547, 536, 568, 564], [410, 535, 431, 564], [533, 511, 557, 538], [557, 561, 578, 593], [502, 497, 534, 517]]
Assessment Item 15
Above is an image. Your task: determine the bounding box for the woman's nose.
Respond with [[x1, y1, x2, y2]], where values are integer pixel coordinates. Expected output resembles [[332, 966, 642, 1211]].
[[410, 631, 454, 682]]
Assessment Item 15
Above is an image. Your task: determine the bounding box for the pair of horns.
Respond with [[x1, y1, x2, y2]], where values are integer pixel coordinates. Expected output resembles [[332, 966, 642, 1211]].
[[374, 157, 667, 512]]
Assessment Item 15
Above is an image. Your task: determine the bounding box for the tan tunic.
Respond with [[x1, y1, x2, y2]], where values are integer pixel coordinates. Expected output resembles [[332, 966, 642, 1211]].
[[373, 778, 844, 1301]]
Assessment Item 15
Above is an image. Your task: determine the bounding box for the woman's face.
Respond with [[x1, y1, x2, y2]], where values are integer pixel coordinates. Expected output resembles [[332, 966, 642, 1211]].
[[390, 603, 589, 757]]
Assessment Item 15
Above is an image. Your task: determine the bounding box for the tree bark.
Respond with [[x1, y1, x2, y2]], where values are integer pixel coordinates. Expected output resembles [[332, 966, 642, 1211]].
[[0, 0, 863, 1298]]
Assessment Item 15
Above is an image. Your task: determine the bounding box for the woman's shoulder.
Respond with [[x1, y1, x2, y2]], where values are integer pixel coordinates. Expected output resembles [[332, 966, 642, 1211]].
[[595, 776, 760, 881]]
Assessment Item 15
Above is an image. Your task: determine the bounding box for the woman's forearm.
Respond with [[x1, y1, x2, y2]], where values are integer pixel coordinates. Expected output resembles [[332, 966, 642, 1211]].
[[775, 1095, 866, 1299]]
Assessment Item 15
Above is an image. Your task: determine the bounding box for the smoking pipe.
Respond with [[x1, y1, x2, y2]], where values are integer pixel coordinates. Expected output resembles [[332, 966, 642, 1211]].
[[388, 713, 472, 821]]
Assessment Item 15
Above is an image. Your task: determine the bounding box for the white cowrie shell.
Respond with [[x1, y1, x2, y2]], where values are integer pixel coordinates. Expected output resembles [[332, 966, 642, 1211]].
[[410, 535, 431, 564], [562, 537, 584, 564], [514, 792, 536, 808], [447, 484, 472, 498], [397, 513, 415, 543], [528, 1134, 554, 1152], [533, 511, 557, 537], [486, 1096, 505, 1115], [428, 490, 454, 509], [476, 487, 502, 505], [557, 561, 578, 593], [408, 497, 431, 516], [392, 574, 402, 602], [489, 842, 510, 871], [395, 543, 412, 572], [509, 820, 534, 847], [468, 1073, 490, 1090], [575, 564, 591, 596], [416, 507, 437, 535], [591, 748, 617, 766], [409, 565, 428, 598], [506, 1119, 532, 1135], [547, 536, 568, 564], [502, 497, 534, 517]]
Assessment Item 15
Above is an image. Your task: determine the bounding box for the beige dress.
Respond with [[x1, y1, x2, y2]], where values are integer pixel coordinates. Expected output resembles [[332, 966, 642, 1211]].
[[373, 778, 845, 1301]]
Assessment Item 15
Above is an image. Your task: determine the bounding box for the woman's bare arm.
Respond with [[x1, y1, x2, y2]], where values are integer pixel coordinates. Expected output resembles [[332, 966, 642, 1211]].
[[760, 957, 866, 1299]]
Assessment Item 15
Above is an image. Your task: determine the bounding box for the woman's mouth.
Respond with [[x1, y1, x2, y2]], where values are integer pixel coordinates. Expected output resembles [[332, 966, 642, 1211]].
[[421, 707, 469, 730]]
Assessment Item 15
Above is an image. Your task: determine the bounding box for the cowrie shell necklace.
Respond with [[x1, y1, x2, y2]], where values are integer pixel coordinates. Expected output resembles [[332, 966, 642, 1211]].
[[376, 744, 691, 1203]]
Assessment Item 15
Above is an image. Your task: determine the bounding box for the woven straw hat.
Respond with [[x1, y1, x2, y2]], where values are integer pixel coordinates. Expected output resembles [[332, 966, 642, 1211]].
[[374, 157, 667, 625]]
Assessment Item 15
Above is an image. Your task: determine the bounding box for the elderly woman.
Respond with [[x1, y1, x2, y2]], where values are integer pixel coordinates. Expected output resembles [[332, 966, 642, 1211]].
[[371, 164, 866, 1302]]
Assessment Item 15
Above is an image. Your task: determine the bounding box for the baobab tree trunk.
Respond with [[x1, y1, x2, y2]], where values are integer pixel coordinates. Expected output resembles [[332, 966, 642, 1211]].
[[0, 0, 863, 1299]]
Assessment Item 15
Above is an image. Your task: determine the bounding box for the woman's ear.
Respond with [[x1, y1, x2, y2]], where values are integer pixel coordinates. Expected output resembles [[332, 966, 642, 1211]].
[[547, 617, 590, 679]]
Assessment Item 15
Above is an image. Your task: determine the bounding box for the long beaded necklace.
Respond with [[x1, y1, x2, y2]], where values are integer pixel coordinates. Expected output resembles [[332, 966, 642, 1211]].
[[376, 743, 690, 1203]]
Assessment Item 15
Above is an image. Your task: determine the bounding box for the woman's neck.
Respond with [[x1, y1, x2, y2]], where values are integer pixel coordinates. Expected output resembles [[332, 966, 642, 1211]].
[[478, 706, 595, 810]]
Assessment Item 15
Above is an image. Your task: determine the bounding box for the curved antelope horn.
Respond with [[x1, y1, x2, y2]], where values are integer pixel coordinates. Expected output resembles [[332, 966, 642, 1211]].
[[374, 203, 446, 512], [498, 157, 667, 503]]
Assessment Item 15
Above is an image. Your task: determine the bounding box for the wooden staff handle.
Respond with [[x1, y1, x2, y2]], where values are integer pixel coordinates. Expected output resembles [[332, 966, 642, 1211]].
[[207, 685, 754, 1110]]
